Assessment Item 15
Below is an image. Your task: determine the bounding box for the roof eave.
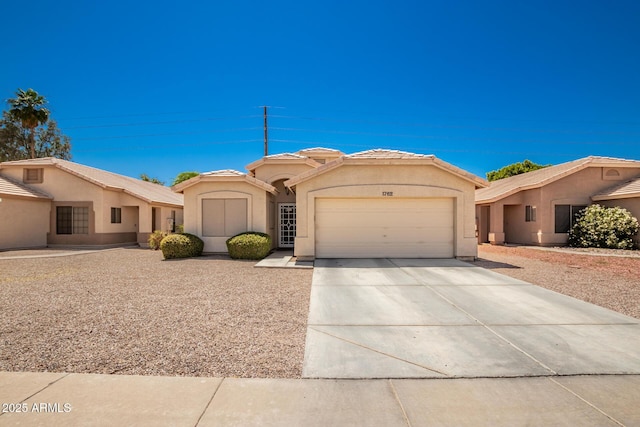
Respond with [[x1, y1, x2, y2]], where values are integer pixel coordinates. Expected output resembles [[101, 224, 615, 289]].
[[172, 173, 277, 195], [0, 193, 53, 201], [246, 156, 321, 173], [285, 155, 488, 189], [592, 193, 640, 201], [285, 157, 345, 188]]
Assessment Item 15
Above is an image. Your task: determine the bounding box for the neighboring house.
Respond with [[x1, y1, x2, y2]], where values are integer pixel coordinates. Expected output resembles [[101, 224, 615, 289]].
[[475, 156, 640, 246], [0, 157, 183, 250], [173, 148, 488, 259], [0, 175, 53, 250]]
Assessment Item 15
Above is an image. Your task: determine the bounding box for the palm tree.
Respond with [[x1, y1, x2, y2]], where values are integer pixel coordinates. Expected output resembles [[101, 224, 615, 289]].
[[7, 88, 50, 158]]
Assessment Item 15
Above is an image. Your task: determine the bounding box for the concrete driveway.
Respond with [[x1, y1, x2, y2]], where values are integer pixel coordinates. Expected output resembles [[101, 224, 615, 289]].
[[303, 258, 640, 378]]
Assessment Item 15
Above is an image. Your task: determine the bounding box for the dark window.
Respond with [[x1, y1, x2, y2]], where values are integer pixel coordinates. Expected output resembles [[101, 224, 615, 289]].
[[555, 204, 587, 233], [111, 207, 122, 223], [56, 206, 89, 234], [525, 205, 536, 222], [56, 206, 73, 234], [72, 207, 89, 234]]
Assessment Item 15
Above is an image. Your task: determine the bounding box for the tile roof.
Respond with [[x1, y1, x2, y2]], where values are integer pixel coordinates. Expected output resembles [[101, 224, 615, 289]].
[[201, 169, 246, 176], [0, 157, 183, 206], [593, 177, 640, 200], [347, 149, 435, 159], [172, 169, 277, 194], [476, 156, 640, 203], [296, 147, 344, 155], [0, 175, 52, 200], [264, 153, 307, 160], [245, 151, 321, 171], [285, 148, 487, 188]]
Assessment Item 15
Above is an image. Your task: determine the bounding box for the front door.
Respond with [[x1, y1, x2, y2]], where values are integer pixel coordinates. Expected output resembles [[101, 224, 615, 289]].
[[279, 203, 296, 248]]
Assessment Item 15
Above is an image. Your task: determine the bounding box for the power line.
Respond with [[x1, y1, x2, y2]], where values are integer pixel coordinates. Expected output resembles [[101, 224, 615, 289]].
[[73, 139, 262, 152], [268, 139, 604, 158], [65, 115, 260, 130], [270, 128, 636, 146], [72, 127, 262, 141], [269, 114, 640, 137]]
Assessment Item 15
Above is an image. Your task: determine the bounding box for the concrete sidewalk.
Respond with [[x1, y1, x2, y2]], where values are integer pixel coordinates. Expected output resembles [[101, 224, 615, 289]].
[[1, 371, 639, 426]]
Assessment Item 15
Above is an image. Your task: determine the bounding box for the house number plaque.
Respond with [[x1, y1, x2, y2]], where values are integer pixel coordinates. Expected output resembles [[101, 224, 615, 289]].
[[382, 191, 394, 196]]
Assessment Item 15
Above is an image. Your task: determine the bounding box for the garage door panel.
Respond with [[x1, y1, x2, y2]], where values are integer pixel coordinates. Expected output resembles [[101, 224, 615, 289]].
[[315, 198, 454, 258], [316, 226, 453, 242]]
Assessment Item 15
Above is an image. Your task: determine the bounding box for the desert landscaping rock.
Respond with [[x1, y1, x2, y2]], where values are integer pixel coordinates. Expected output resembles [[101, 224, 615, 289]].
[[476, 245, 640, 319], [1, 245, 638, 379], [0, 248, 312, 378]]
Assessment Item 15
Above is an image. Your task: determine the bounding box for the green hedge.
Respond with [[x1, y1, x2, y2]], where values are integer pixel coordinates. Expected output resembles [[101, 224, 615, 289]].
[[160, 233, 204, 259], [568, 204, 639, 249], [226, 232, 272, 260]]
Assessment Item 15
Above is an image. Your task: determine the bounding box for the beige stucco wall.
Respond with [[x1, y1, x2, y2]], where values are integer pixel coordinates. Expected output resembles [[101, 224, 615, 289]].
[[1, 165, 182, 247], [252, 163, 315, 184], [292, 164, 478, 259], [182, 181, 270, 252], [481, 167, 640, 246], [0, 197, 51, 250]]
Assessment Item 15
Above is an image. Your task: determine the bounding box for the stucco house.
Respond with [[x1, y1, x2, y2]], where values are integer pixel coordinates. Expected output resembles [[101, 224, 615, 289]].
[[0, 157, 183, 250], [173, 148, 488, 259], [475, 156, 640, 246]]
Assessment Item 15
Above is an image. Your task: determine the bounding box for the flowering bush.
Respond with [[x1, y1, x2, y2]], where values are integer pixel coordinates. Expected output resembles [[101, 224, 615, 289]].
[[568, 204, 638, 249]]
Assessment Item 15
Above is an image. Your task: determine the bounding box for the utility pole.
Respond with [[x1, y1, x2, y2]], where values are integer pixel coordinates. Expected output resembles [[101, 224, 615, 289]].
[[263, 106, 268, 156]]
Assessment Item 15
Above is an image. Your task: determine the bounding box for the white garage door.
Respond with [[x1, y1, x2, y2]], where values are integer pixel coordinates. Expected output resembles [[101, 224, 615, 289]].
[[315, 198, 454, 258]]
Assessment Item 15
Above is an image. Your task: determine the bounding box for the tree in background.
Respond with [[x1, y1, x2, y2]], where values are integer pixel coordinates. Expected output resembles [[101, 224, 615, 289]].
[[1, 89, 72, 161], [486, 159, 550, 181], [7, 89, 50, 159], [140, 173, 165, 185], [172, 171, 199, 186]]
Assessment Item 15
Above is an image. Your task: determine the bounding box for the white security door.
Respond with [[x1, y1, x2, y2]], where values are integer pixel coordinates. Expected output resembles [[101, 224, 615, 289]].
[[279, 203, 296, 248], [315, 198, 454, 258]]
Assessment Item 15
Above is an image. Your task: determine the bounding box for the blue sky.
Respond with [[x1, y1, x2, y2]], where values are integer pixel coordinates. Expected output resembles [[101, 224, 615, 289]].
[[2, 0, 639, 185]]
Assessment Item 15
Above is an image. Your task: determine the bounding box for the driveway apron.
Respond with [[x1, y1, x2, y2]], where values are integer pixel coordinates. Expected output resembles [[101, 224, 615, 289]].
[[302, 258, 640, 379]]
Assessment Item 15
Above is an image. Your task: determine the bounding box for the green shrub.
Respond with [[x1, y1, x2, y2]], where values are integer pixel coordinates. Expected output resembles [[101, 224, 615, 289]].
[[160, 233, 204, 259], [568, 204, 639, 249], [148, 230, 168, 250], [175, 224, 185, 233], [226, 232, 272, 260]]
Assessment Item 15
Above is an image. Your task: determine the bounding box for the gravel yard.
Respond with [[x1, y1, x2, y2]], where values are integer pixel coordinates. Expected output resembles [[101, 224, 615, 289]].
[[1, 245, 638, 379], [0, 248, 312, 378], [475, 245, 640, 319]]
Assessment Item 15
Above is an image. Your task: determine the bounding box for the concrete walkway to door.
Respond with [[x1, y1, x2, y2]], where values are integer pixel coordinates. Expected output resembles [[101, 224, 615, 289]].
[[303, 258, 640, 379]]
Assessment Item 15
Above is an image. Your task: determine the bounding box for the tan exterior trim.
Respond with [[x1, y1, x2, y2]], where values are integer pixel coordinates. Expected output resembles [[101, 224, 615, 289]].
[[286, 156, 488, 189], [172, 171, 277, 194], [245, 155, 321, 173]]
